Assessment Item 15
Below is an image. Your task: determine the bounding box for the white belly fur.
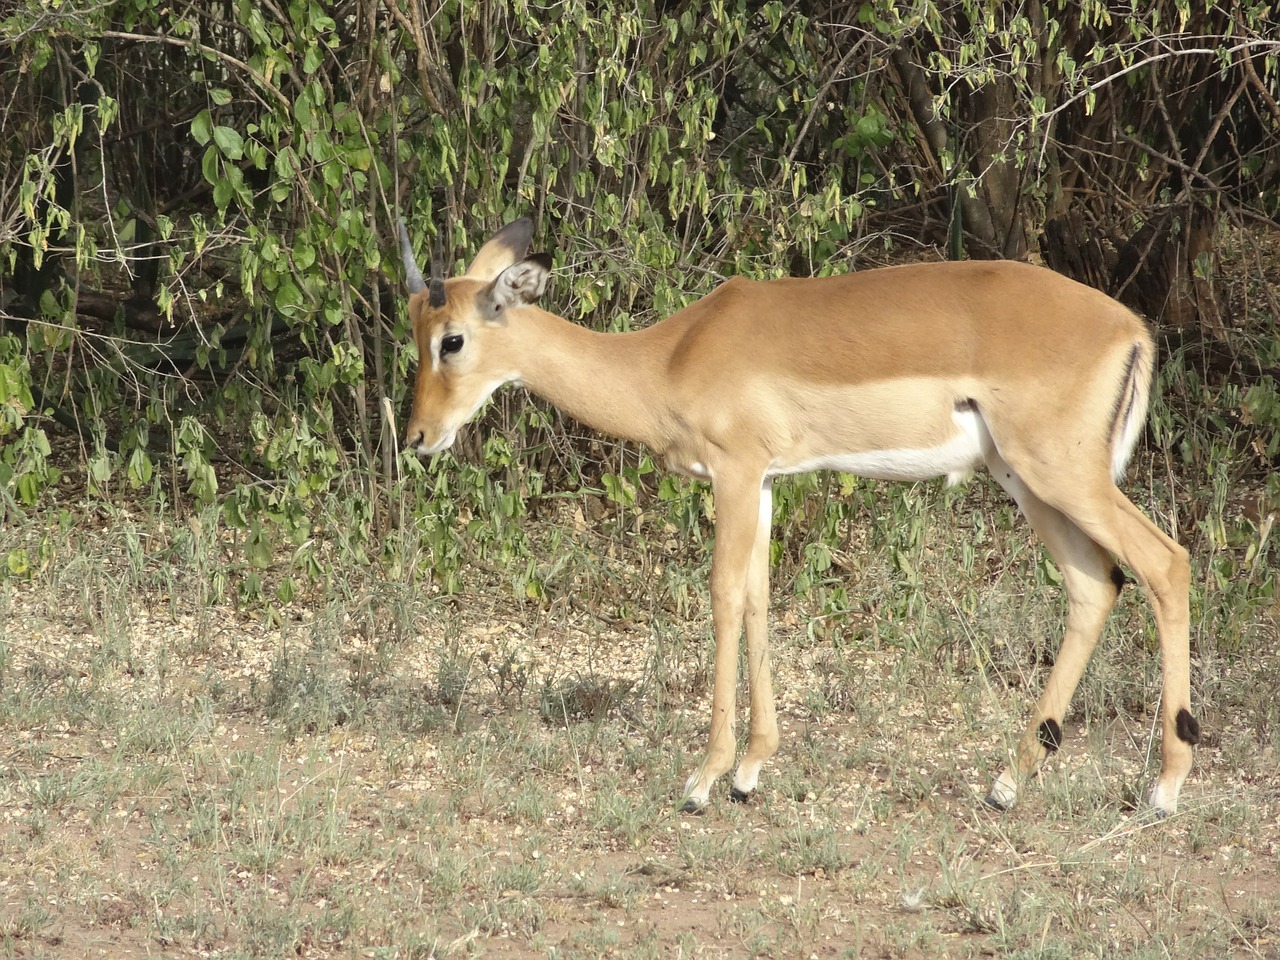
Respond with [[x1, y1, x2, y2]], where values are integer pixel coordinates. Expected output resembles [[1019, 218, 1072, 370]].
[[768, 407, 988, 485]]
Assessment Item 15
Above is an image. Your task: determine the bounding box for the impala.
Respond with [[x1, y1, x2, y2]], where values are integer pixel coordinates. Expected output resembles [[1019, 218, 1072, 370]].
[[398, 217, 1200, 817]]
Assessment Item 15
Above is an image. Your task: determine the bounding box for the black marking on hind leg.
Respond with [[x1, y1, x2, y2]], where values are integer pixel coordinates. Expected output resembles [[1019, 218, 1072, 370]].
[[1037, 718, 1063, 752], [1110, 565, 1129, 592], [1175, 708, 1201, 745], [729, 786, 752, 804]]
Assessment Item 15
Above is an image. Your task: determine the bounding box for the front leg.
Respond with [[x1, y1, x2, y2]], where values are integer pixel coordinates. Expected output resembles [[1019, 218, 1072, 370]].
[[682, 471, 767, 812], [731, 479, 778, 801]]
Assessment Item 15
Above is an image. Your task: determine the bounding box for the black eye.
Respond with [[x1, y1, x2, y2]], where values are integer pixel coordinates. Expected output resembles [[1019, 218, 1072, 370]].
[[440, 334, 464, 356]]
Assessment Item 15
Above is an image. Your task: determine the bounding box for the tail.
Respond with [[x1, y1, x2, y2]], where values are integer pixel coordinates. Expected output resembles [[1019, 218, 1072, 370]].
[[1109, 334, 1154, 482]]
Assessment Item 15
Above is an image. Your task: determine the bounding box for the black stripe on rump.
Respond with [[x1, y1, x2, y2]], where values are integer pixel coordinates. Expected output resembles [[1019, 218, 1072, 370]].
[[1107, 343, 1143, 452]]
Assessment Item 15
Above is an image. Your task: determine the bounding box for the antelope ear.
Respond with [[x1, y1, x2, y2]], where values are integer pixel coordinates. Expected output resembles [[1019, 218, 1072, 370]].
[[465, 218, 535, 281], [477, 254, 553, 325]]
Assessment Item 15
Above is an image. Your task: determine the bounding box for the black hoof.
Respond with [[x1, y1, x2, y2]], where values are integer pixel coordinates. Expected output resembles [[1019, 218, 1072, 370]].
[[982, 791, 1011, 812], [1146, 799, 1175, 821], [680, 797, 706, 815], [729, 786, 752, 804]]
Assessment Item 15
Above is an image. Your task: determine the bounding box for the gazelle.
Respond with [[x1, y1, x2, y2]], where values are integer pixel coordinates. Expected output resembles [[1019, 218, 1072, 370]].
[[398, 218, 1200, 817]]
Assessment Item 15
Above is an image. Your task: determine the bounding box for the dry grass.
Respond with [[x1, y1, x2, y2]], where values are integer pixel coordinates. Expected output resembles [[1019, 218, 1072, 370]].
[[1, 477, 1278, 959]]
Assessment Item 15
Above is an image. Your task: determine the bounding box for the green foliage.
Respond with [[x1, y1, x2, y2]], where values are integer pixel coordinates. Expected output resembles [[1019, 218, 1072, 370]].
[[0, 334, 57, 513], [0, 334, 33, 438], [0, 0, 1276, 632]]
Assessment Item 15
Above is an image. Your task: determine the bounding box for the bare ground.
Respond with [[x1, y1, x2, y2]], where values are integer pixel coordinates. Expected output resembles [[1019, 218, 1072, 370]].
[[3, 554, 1278, 960]]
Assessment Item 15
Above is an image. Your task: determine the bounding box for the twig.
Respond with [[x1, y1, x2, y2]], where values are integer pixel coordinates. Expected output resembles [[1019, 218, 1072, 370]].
[[1038, 39, 1280, 125], [1238, 41, 1280, 126], [97, 29, 291, 112]]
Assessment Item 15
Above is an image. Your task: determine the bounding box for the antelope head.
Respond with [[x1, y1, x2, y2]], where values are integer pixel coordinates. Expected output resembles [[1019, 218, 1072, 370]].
[[398, 218, 552, 454]]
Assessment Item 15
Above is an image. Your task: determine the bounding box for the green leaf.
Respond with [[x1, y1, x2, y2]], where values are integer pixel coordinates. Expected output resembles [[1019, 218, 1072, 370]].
[[293, 244, 315, 270], [191, 108, 213, 145], [273, 146, 298, 180], [7, 549, 30, 577], [294, 93, 313, 128], [345, 144, 372, 171], [88, 454, 111, 487], [213, 125, 244, 160], [126, 448, 153, 487], [201, 145, 219, 185], [275, 279, 304, 314], [213, 178, 233, 210], [246, 525, 273, 568]]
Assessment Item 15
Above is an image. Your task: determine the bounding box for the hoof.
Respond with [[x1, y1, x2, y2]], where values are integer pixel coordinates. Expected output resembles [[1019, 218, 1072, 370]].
[[1146, 793, 1176, 820], [1147, 778, 1183, 819], [729, 786, 752, 804], [982, 791, 1011, 812], [984, 772, 1018, 812], [680, 797, 707, 815]]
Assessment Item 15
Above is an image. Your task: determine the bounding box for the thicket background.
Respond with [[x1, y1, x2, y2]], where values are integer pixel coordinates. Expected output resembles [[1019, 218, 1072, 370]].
[[1, 0, 1278, 618]]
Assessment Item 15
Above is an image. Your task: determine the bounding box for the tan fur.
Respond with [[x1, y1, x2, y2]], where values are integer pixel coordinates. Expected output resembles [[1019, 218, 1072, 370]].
[[402, 224, 1196, 817]]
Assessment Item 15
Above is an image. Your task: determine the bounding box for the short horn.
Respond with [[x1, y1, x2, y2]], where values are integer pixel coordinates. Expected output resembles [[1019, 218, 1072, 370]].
[[429, 223, 447, 308], [398, 219, 426, 295]]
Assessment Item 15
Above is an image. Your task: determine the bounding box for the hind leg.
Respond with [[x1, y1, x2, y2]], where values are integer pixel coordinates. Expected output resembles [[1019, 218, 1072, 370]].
[[984, 453, 1125, 809], [1068, 490, 1197, 815], [993, 450, 1197, 816]]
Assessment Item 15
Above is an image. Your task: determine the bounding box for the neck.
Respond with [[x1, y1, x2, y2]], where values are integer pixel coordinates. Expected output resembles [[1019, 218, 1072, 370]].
[[510, 308, 672, 452]]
